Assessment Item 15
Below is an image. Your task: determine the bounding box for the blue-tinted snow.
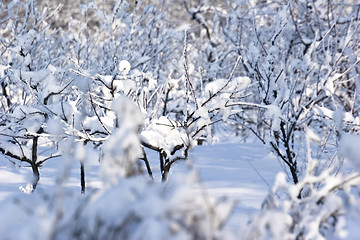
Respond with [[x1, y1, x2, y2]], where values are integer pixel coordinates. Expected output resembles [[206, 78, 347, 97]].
[[0, 142, 281, 230]]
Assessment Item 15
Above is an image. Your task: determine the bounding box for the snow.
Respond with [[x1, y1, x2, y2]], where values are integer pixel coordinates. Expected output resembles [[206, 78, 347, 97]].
[[141, 116, 186, 157], [119, 60, 131, 75], [2, 0, 360, 238], [0, 65, 8, 78], [265, 104, 282, 132], [0, 141, 280, 229], [186, 143, 281, 227], [339, 134, 360, 170]]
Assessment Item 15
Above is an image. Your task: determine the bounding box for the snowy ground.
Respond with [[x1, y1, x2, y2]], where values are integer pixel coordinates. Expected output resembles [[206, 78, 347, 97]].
[[0, 141, 282, 229], [185, 142, 282, 228]]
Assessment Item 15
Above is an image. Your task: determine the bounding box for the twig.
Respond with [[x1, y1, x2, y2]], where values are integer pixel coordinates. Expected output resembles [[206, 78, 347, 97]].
[[141, 147, 153, 180], [89, 94, 111, 135], [200, 55, 242, 109]]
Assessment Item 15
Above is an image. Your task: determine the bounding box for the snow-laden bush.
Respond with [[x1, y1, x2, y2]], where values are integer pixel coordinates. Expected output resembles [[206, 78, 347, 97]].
[[0, 172, 235, 240], [64, 4, 252, 180], [219, 0, 360, 184], [244, 170, 360, 239], [69, 173, 234, 240], [0, 0, 70, 190], [242, 130, 360, 239], [0, 95, 234, 239], [2, 0, 360, 239], [0, 75, 236, 239]]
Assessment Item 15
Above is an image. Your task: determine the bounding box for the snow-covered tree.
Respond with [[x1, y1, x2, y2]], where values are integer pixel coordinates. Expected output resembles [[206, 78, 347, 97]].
[[221, 0, 360, 184], [243, 130, 360, 239], [0, 0, 70, 190], [2, 0, 360, 239]]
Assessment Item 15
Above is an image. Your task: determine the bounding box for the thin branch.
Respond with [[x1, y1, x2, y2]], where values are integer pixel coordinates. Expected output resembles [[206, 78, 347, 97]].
[[43, 79, 74, 105], [36, 154, 61, 166], [89, 93, 111, 135], [183, 30, 199, 110], [0, 146, 31, 164], [141, 147, 153, 180], [191, 119, 222, 138], [200, 55, 242, 109], [141, 140, 161, 152], [12, 137, 26, 160]]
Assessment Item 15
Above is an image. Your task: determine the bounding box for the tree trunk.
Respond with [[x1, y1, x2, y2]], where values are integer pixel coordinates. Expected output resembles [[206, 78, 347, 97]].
[[80, 161, 85, 194], [31, 163, 40, 190], [142, 148, 154, 180], [159, 152, 164, 173], [31, 136, 40, 190]]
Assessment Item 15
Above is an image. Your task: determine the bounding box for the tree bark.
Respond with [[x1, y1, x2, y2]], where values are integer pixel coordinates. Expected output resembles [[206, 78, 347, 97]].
[[80, 161, 85, 194], [31, 136, 40, 190], [142, 148, 153, 180]]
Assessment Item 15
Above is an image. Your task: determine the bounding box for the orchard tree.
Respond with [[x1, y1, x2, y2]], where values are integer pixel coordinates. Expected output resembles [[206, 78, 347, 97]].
[[218, 0, 360, 185], [0, 0, 70, 190]]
